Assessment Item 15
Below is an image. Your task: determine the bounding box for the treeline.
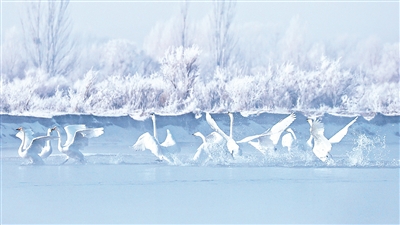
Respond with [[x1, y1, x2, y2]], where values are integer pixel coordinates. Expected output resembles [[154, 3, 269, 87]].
[[1, 0, 399, 115]]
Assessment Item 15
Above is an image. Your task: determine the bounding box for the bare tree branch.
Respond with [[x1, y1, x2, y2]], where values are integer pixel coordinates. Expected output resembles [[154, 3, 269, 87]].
[[20, 0, 76, 77]]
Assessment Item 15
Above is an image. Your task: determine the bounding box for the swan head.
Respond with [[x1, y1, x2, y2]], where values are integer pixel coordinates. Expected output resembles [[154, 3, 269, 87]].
[[51, 126, 59, 132], [16, 127, 23, 131], [192, 132, 201, 137], [192, 132, 205, 139]]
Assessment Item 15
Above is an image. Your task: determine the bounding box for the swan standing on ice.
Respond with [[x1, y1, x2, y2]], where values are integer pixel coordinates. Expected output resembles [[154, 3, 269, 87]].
[[52, 125, 104, 164], [237, 113, 296, 155], [308, 117, 358, 162], [192, 131, 231, 164], [39, 128, 53, 159], [205, 112, 241, 158], [16, 127, 57, 165], [132, 113, 180, 164], [281, 128, 297, 152]]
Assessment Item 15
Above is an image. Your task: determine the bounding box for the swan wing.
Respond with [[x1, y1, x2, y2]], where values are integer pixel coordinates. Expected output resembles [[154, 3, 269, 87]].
[[311, 120, 325, 137], [132, 132, 160, 155], [79, 128, 104, 139], [269, 113, 296, 145], [205, 113, 229, 140], [64, 125, 87, 147], [237, 134, 265, 143], [329, 117, 358, 144], [160, 129, 181, 154], [68, 131, 89, 150], [192, 144, 208, 162], [27, 136, 58, 154], [160, 129, 176, 147], [206, 132, 224, 144]]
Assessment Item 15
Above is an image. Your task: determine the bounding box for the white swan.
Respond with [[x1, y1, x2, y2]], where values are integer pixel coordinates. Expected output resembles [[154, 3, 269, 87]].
[[132, 114, 180, 164], [306, 118, 314, 147], [281, 128, 297, 152], [192, 131, 231, 165], [205, 112, 241, 158], [237, 113, 296, 155], [308, 117, 358, 162], [15, 127, 57, 165], [39, 128, 53, 159], [52, 125, 104, 164]]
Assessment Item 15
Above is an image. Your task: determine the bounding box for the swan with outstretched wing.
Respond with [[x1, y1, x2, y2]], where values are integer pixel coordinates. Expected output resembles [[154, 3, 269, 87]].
[[132, 114, 180, 164], [52, 125, 104, 164], [16, 127, 57, 165], [192, 131, 231, 165], [237, 113, 296, 155], [205, 112, 241, 158], [308, 117, 358, 162]]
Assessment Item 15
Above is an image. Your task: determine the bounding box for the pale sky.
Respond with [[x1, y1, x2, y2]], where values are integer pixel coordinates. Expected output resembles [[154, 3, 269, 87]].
[[1, 1, 399, 46]]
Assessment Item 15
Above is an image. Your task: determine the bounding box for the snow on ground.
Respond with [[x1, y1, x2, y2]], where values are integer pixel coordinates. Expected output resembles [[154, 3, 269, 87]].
[[1, 112, 399, 223]]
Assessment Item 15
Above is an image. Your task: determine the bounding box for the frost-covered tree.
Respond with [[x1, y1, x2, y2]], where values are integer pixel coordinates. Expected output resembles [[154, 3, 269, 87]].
[[159, 45, 200, 105], [20, 0, 76, 76]]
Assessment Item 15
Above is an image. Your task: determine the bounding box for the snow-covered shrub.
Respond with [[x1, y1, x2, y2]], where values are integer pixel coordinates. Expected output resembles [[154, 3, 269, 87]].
[[159, 45, 200, 109], [0, 69, 67, 113]]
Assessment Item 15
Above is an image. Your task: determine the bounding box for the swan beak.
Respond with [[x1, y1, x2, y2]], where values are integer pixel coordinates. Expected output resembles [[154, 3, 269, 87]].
[[16, 127, 22, 131], [51, 126, 57, 131]]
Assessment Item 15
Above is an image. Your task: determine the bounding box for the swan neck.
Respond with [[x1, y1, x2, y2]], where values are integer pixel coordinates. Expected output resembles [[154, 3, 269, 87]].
[[152, 114, 157, 141], [199, 133, 206, 143], [289, 130, 297, 139], [18, 130, 25, 156], [229, 113, 233, 138], [55, 130, 63, 151]]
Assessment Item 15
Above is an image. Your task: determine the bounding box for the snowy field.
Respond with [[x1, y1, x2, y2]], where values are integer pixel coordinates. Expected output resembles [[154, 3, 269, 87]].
[[1, 112, 399, 224]]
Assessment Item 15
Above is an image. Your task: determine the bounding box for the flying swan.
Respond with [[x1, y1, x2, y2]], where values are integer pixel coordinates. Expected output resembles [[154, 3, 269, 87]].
[[308, 117, 358, 162], [237, 113, 296, 155], [52, 125, 104, 164], [16, 127, 57, 165], [205, 112, 241, 158], [132, 113, 180, 164]]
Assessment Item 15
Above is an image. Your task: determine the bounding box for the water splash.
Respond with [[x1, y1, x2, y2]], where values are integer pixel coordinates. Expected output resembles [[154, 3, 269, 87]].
[[347, 134, 387, 167]]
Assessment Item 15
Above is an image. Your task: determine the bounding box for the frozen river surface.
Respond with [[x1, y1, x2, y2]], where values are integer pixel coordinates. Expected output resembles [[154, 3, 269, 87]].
[[1, 113, 399, 223], [2, 161, 399, 224]]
